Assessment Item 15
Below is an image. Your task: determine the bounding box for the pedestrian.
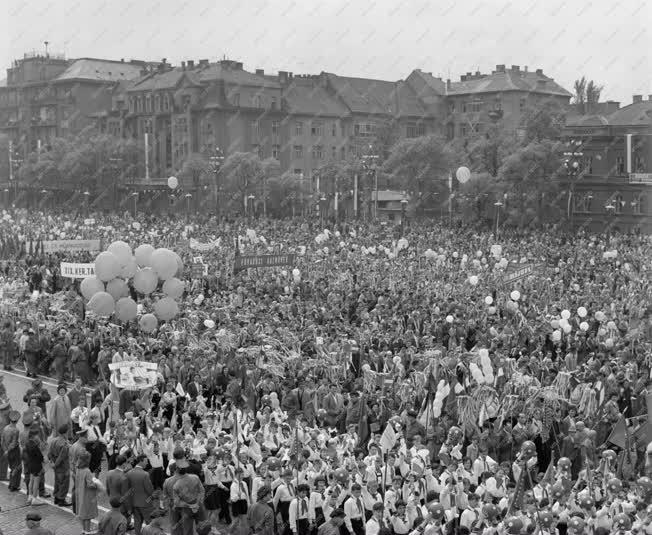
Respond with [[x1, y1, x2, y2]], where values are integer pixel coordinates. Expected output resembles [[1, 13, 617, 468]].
[[0, 397, 10, 480], [22, 378, 50, 414], [24, 329, 40, 377], [1, 409, 21, 491], [317, 509, 346, 535], [141, 508, 167, 535], [247, 485, 275, 535], [47, 423, 71, 506], [97, 496, 128, 535], [24, 424, 44, 506], [127, 454, 154, 535], [74, 449, 100, 534], [24, 512, 55, 535], [172, 454, 205, 535], [47, 383, 72, 438], [70, 428, 89, 514]]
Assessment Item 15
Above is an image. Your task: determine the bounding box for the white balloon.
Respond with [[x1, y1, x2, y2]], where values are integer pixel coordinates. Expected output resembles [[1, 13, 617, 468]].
[[456, 166, 471, 183], [510, 290, 520, 301], [580, 321, 589, 331], [577, 307, 587, 318], [469, 275, 479, 286], [561, 309, 571, 320], [446, 315, 454, 323], [168, 176, 178, 189], [484, 296, 493, 305]]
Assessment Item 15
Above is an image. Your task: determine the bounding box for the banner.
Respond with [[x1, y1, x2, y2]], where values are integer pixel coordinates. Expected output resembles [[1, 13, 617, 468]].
[[191, 262, 208, 279], [60, 262, 95, 279], [234, 254, 296, 273], [503, 263, 542, 285], [189, 237, 221, 252], [108, 360, 158, 390], [37, 239, 102, 254]]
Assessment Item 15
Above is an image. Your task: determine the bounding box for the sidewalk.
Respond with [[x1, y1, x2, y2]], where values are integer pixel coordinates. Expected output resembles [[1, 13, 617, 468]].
[[0, 484, 84, 535]]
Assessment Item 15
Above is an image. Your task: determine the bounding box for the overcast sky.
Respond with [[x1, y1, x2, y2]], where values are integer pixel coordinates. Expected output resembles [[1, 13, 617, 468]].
[[3, 0, 650, 105]]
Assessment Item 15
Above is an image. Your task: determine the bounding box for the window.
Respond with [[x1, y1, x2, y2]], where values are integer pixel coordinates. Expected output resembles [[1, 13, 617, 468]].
[[471, 100, 483, 112], [340, 147, 345, 160], [163, 94, 170, 111], [250, 121, 260, 138], [407, 123, 426, 138], [293, 168, 303, 176], [154, 94, 160, 112], [232, 93, 240, 106], [182, 95, 191, 111], [272, 121, 280, 136], [574, 192, 592, 213], [272, 144, 280, 160], [312, 145, 323, 160], [142, 118, 153, 134], [340, 124, 346, 137], [293, 145, 303, 159], [447, 123, 455, 139], [354, 123, 376, 137], [332, 146, 337, 159], [494, 96, 502, 110], [270, 97, 277, 110], [632, 195, 642, 214], [331, 123, 337, 137], [254, 95, 262, 108], [449, 101, 455, 113], [251, 144, 262, 157], [295, 122, 303, 136], [634, 154, 645, 172], [616, 155, 625, 175], [519, 97, 526, 112], [583, 155, 593, 174], [145, 95, 152, 113], [311, 122, 323, 136], [461, 124, 468, 137], [615, 194, 623, 213]]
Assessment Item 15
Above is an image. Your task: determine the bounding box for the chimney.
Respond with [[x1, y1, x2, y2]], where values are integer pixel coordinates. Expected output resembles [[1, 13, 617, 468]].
[[649, 95, 652, 101], [446, 79, 451, 91], [511, 65, 520, 72], [474, 70, 480, 77], [235, 62, 243, 70], [256, 68, 264, 75], [198, 59, 209, 67], [535, 68, 543, 75], [120, 58, 124, 63], [187, 60, 194, 69], [181, 61, 186, 70], [466, 72, 472, 78], [536, 80, 546, 89], [633, 95, 642, 103], [279, 71, 288, 84], [460, 75, 466, 82], [606, 100, 620, 114], [495, 64, 505, 73], [524, 66, 528, 72]]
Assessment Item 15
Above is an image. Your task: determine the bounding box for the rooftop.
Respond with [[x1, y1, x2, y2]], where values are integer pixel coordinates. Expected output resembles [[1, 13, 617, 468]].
[[566, 97, 652, 128], [54, 58, 148, 83]]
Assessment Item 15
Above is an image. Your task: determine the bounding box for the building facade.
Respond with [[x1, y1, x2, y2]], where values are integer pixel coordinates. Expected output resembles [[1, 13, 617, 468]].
[[562, 95, 652, 233]]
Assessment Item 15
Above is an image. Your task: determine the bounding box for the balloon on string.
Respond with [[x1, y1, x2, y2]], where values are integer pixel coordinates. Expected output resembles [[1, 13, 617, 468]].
[[87, 291, 115, 316], [95, 251, 121, 282], [510, 290, 520, 301], [446, 315, 454, 323], [167, 176, 178, 189], [552, 330, 562, 341], [563, 324, 572, 334], [605, 338, 614, 349], [551, 319, 560, 329], [577, 307, 588, 318], [80, 277, 104, 301], [559, 318, 569, 329], [469, 275, 479, 286], [115, 297, 137, 322], [487, 306, 496, 315], [580, 322, 589, 332], [456, 166, 471, 184], [139, 313, 158, 333], [106, 278, 129, 301], [561, 309, 571, 320], [607, 321, 616, 330], [107, 240, 132, 267], [150, 248, 178, 281], [204, 319, 215, 329], [154, 297, 179, 321], [484, 296, 493, 305], [120, 257, 138, 279], [598, 327, 607, 336], [133, 267, 158, 295], [162, 278, 185, 299], [595, 311, 606, 322], [134, 244, 155, 267]]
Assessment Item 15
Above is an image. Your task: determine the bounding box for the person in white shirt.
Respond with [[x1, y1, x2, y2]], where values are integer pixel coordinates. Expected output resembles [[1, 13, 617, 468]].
[[459, 493, 483, 530], [288, 483, 313, 535], [365, 502, 389, 535], [229, 467, 250, 518], [384, 476, 404, 516], [309, 476, 328, 526], [344, 484, 366, 535]]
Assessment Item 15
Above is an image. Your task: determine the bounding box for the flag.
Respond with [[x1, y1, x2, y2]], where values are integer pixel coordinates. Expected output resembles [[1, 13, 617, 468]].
[[607, 414, 627, 449], [379, 423, 397, 452], [541, 452, 555, 485], [507, 467, 527, 515], [357, 395, 370, 447], [175, 383, 186, 397], [633, 421, 651, 448]]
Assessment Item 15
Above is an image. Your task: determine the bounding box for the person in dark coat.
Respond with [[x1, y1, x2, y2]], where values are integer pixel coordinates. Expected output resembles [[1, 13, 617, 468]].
[[105, 455, 132, 528], [48, 423, 71, 506], [24, 426, 44, 506], [247, 485, 275, 535], [97, 497, 128, 535], [127, 454, 155, 535], [22, 379, 51, 414]]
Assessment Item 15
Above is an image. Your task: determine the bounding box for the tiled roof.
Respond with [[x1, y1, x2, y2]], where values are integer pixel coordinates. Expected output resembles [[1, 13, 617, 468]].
[[323, 73, 427, 117], [54, 58, 145, 83], [565, 114, 610, 127], [283, 79, 349, 117], [448, 71, 571, 97], [199, 64, 281, 88], [130, 68, 201, 91], [606, 100, 652, 126]]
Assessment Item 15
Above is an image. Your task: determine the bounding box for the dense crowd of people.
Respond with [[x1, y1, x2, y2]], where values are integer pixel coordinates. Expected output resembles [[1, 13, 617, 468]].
[[0, 207, 651, 535]]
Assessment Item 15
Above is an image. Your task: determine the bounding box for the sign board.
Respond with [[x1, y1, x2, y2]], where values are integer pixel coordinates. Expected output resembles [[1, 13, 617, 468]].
[[233, 254, 296, 273], [60, 262, 95, 279], [629, 173, 652, 184], [503, 263, 542, 285], [38, 239, 102, 254], [109, 360, 158, 390], [191, 262, 206, 279], [83, 218, 96, 225]]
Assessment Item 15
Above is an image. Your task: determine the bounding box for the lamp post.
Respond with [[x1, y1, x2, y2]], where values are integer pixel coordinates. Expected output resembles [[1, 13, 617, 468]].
[[564, 138, 583, 229], [605, 203, 615, 245], [131, 192, 138, 219], [320, 194, 326, 225], [400, 192, 408, 236], [83, 190, 90, 216], [248, 194, 255, 220], [184, 193, 192, 221], [494, 201, 503, 238], [208, 146, 224, 216], [362, 144, 379, 220], [299, 172, 304, 217]]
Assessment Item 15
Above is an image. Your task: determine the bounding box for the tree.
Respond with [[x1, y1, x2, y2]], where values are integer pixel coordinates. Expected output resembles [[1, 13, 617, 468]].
[[520, 100, 567, 143], [573, 76, 604, 114], [179, 153, 211, 189], [497, 139, 565, 226], [259, 157, 281, 216], [220, 151, 263, 213], [267, 171, 311, 217], [371, 118, 400, 161], [466, 125, 514, 177], [383, 135, 453, 196]]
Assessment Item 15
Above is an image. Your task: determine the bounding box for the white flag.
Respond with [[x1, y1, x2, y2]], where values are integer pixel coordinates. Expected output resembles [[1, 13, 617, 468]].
[[380, 423, 397, 453]]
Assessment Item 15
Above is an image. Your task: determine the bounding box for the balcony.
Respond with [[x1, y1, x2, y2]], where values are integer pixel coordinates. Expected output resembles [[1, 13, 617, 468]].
[[629, 173, 652, 184]]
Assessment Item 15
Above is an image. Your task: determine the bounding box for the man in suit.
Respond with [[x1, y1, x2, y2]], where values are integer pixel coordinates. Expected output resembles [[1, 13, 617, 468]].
[[127, 454, 155, 535], [106, 455, 132, 529], [322, 384, 343, 428], [186, 373, 204, 401], [97, 496, 128, 535], [47, 424, 71, 506]]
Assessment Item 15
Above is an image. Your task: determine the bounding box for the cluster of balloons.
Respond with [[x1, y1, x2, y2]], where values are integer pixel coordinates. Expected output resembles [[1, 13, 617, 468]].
[[82, 241, 185, 333]]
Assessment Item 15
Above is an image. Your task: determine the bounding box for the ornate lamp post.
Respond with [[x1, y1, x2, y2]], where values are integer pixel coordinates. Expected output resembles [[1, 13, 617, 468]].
[[400, 192, 408, 236], [208, 147, 224, 215]]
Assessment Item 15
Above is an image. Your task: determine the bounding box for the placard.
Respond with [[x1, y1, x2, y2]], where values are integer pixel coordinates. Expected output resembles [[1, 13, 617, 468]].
[[233, 254, 296, 273], [40, 239, 102, 254], [60, 262, 95, 279], [108, 361, 158, 390], [503, 263, 542, 285]]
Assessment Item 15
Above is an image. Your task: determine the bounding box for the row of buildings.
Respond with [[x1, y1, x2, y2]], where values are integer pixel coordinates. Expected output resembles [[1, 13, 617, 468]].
[[0, 50, 650, 231]]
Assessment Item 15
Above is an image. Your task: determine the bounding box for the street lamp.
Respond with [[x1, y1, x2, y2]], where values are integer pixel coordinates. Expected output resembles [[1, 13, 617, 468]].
[[208, 147, 224, 215], [184, 193, 192, 220], [248, 194, 255, 219], [605, 203, 615, 245], [494, 201, 503, 238], [131, 192, 138, 218], [400, 192, 408, 236], [320, 194, 326, 225], [564, 138, 583, 228], [362, 144, 379, 219]]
